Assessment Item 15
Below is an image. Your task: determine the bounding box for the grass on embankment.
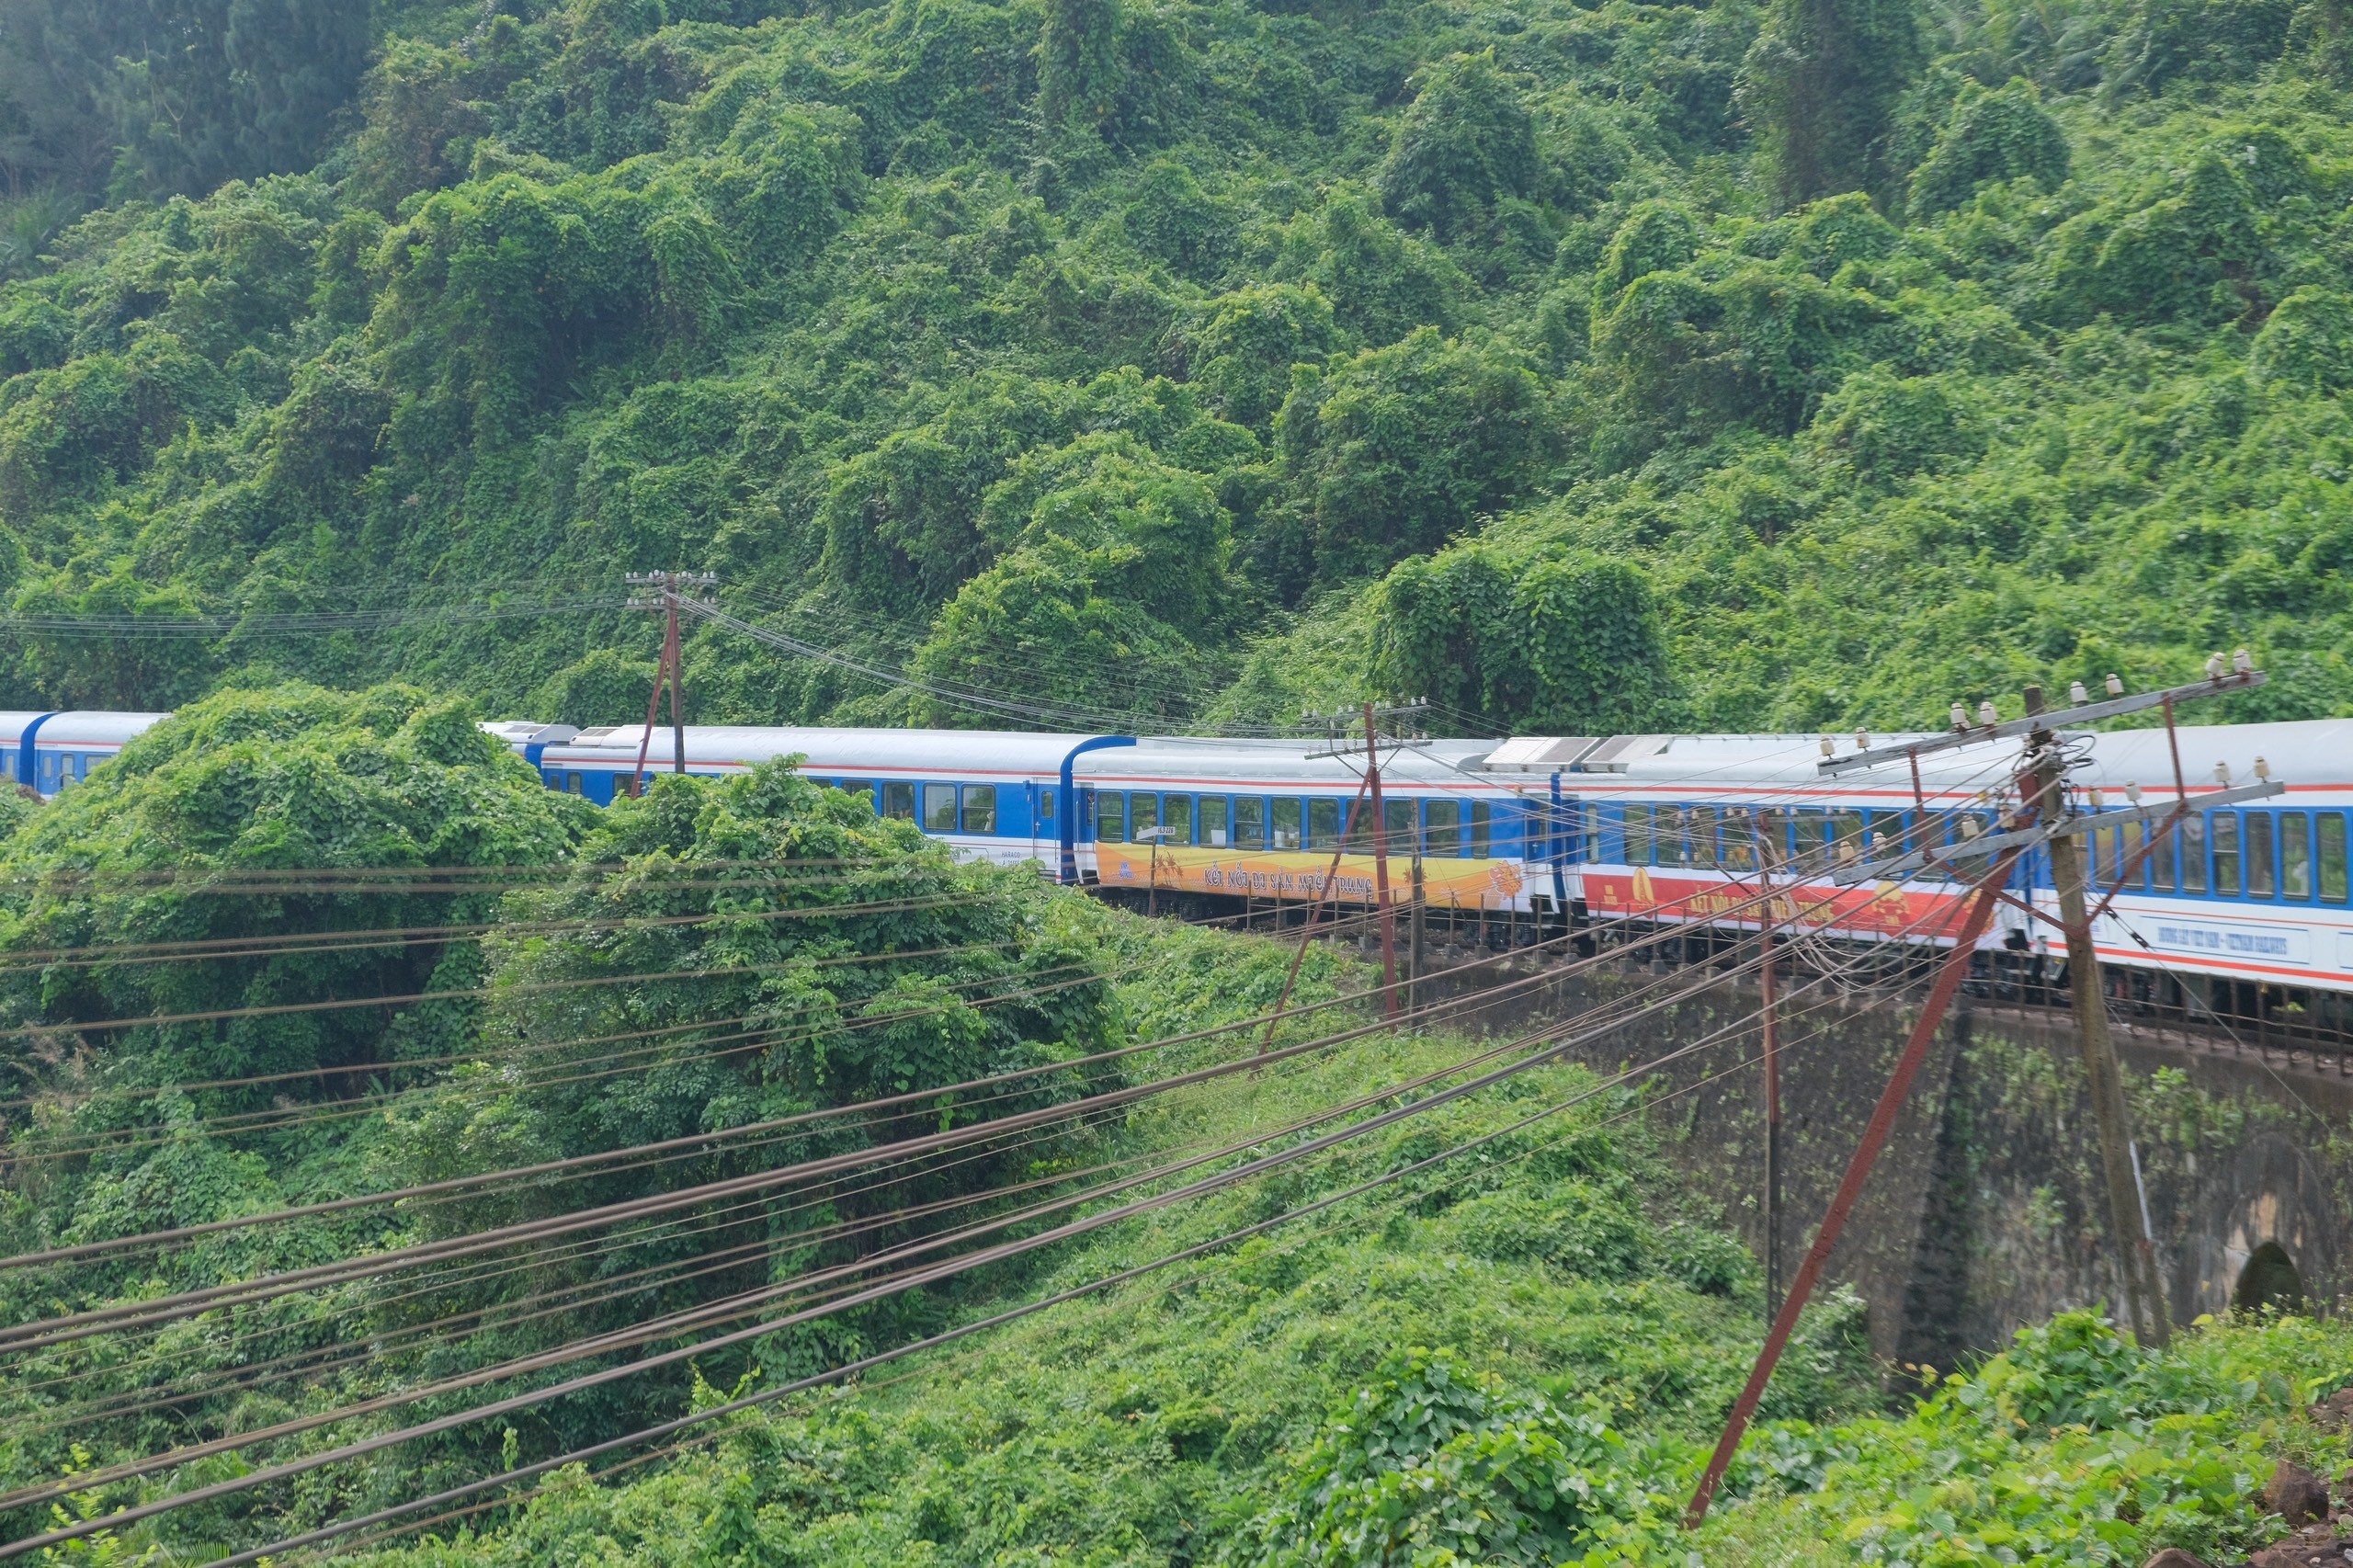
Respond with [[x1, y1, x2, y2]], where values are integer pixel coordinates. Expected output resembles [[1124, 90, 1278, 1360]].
[[365, 912, 2353, 1568]]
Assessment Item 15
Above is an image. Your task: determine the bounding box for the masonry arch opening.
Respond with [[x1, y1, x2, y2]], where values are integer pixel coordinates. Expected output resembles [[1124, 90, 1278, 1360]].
[[2234, 1241, 2308, 1317]]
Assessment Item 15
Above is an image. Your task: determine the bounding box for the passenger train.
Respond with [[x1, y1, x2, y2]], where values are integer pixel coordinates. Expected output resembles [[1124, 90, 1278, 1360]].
[[4, 708, 2349, 1016]]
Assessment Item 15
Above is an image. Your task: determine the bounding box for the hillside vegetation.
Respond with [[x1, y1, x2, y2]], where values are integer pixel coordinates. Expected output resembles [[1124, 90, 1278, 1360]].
[[0, 0, 2349, 731]]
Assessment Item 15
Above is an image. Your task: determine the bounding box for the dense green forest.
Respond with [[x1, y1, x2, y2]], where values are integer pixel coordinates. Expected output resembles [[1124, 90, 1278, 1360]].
[[2, 0, 2350, 733]]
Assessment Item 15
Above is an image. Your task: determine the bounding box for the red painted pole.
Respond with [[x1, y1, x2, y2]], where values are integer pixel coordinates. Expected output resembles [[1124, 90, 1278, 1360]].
[[1684, 848, 2019, 1528]]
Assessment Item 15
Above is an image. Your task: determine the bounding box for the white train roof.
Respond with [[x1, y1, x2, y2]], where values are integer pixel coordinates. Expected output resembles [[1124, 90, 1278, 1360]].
[[1571, 719, 2353, 795], [537, 724, 1101, 776], [508, 716, 2353, 798], [35, 712, 172, 745]]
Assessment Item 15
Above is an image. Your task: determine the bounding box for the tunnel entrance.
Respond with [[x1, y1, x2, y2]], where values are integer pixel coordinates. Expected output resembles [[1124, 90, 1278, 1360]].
[[2234, 1242, 2308, 1316]]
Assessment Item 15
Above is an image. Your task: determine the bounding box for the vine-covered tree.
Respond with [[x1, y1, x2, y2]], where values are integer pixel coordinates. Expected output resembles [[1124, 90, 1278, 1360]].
[[1737, 0, 1926, 206]]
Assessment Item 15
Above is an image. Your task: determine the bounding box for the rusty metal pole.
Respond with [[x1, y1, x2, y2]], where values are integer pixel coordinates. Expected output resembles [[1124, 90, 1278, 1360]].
[[1755, 821, 1784, 1317], [1409, 849, 1427, 1010], [2027, 684, 2170, 1348], [1686, 850, 2018, 1528], [1362, 702, 1400, 1020]]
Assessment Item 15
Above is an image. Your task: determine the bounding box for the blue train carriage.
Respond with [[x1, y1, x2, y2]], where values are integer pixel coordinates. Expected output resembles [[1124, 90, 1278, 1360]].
[[0, 710, 173, 797], [520, 722, 1106, 873], [1506, 730, 1999, 949], [502, 722, 1565, 911], [1073, 734, 1552, 912], [1558, 719, 2353, 1001], [2042, 718, 2353, 1000]]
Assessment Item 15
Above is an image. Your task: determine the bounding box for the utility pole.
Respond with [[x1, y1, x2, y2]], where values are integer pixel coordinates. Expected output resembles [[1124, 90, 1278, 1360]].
[[1362, 701, 1400, 1020], [1688, 655, 2279, 1529], [1303, 701, 1430, 1020], [2026, 684, 2171, 1348], [1687, 847, 2024, 1528], [624, 572, 716, 795]]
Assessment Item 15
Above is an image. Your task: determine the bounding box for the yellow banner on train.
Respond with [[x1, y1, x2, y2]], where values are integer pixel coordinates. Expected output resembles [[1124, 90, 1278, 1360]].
[[1094, 845, 1530, 906]]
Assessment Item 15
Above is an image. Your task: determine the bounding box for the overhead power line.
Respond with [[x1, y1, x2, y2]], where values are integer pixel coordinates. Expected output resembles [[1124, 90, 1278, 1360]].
[[6, 878, 1961, 1532], [0, 596, 623, 640]]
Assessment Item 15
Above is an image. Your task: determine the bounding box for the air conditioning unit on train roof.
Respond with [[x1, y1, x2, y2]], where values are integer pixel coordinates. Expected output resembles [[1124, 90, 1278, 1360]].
[[1480, 734, 1680, 774], [1481, 736, 1602, 772]]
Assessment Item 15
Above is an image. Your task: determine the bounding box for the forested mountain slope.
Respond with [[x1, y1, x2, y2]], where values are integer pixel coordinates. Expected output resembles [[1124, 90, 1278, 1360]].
[[1, 0, 2348, 733]]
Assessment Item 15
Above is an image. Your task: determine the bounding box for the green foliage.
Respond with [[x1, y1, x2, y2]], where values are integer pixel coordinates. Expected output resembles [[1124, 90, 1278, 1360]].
[[1738, 0, 1928, 206], [1273, 329, 1548, 587], [0, 0, 2347, 745], [1376, 52, 1541, 245], [2248, 285, 2353, 392], [1680, 1312, 2353, 1566], [1369, 542, 1674, 734], [0, 686, 1145, 1536], [1238, 1347, 1643, 1567], [1187, 282, 1339, 430], [0, 0, 369, 218], [1906, 77, 2070, 213]]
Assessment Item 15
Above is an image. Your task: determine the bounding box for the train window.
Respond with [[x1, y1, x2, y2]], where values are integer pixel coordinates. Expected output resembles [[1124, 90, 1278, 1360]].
[[2240, 810, 2278, 899], [1622, 805, 1654, 866], [1690, 805, 1720, 869], [1271, 798, 1302, 850], [2090, 822, 2114, 883], [2116, 819, 2144, 892], [1037, 788, 1055, 825], [2179, 811, 2207, 893], [1307, 797, 1340, 850], [1470, 801, 1492, 858], [2211, 812, 2241, 896], [923, 784, 959, 833], [837, 779, 873, 808], [568, 772, 585, 795], [1722, 809, 1756, 872], [1097, 791, 1127, 842], [1426, 799, 1461, 857], [1384, 799, 1417, 853], [1654, 805, 1687, 868], [1945, 812, 1994, 884], [2280, 812, 2310, 900], [1828, 812, 1864, 867], [1132, 792, 1163, 844], [2247, 812, 2276, 898], [1791, 810, 1827, 871], [1757, 808, 1792, 869], [2151, 817, 2177, 892], [962, 785, 998, 835], [1234, 796, 1266, 850], [2321, 815, 2348, 903], [37, 754, 57, 786], [1165, 794, 1195, 846], [883, 782, 916, 822], [1199, 796, 1229, 847]]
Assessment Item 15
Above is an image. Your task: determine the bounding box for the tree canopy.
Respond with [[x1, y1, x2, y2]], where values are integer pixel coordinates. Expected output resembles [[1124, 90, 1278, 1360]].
[[0, 0, 2346, 741]]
